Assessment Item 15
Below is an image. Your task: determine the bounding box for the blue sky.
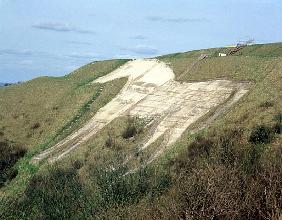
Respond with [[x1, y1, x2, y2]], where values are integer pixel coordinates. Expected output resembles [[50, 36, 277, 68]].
[[0, 0, 281, 82]]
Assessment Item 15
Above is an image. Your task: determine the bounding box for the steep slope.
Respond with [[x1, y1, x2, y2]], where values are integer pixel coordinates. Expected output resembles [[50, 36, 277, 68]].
[[0, 43, 281, 220], [0, 59, 128, 150], [32, 59, 250, 166], [0, 59, 128, 194]]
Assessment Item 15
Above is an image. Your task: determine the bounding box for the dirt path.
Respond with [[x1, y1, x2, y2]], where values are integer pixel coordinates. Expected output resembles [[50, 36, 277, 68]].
[[177, 54, 209, 80], [32, 59, 250, 164]]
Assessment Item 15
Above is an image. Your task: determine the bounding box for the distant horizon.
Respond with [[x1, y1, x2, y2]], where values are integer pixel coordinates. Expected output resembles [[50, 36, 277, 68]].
[[1, 41, 282, 83], [1, 0, 282, 82]]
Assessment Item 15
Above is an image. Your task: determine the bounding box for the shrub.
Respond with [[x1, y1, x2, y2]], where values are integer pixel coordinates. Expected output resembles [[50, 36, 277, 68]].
[[259, 101, 274, 108], [131, 127, 282, 220], [122, 125, 137, 139], [122, 117, 138, 139], [72, 160, 83, 170], [0, 140, 26, 187], [187, 136, 213, 160], [173, 136, 213, 173], [217, 128, 244, 167], [274, 113, 282, 124], [31, 122, 41, 130], [14, 166, 89, 219], [105, 133, 121, 151], [273, 113, 282, 134], [89, 165, 171, 209], [122, 116, 146, 139], [105, 134, 114, 148], [243, 143, 265, 175], [273, 123, 281, 134], [249, 125, 273, 144]]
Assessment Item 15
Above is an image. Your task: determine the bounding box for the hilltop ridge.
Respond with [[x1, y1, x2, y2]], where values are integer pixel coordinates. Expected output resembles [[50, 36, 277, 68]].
[[0, 42, 281, 219]]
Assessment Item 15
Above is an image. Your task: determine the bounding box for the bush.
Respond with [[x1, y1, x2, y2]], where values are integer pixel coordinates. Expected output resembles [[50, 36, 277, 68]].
[[243, 143, 265, 175], [273, 113, 282, 134], [4, 161, 172, 219], [249, 125, 273, 144], [105, 133, 121, 151], [273, 123, 281, 134], [122, 117, 139, 139], [89, 166, 171, 209], [188, 136, 213, 160], [217, 128, 244, 167], [14, 166, 89, 219], [31, 122, 41, 130], [172, 136, 213, 173], [0, 140, 26, 187], [259, 101, 274, 108], [105, 134, 114, 148], [122, 126, 137, 139], [128, 127, 282, 220]]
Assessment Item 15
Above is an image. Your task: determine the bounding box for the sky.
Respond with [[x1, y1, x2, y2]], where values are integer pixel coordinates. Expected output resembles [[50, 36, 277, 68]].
[[0, 0, 281, 82]]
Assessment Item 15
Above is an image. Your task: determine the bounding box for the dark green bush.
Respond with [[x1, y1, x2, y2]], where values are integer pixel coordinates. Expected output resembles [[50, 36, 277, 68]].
[[243, 144, 265, 175], [273, 123, 281, 134], [187, 136, 213, 160], [259, 101, 274, 108], [5, 162, 172, 219], [172, 136, 213, 173], [14, 166, 89, 219], [0, 140, 26, 187], [89, 165, 171, 209], [31, 122, 41, 130], [122, 117, 144, 139], [105, 134, 114, 148], [217, 128, 244, 167], [249, 125, 273, 144], [122, 125, 137, 139], [273, 113, 282, 134], [105, 133, 121, 150]]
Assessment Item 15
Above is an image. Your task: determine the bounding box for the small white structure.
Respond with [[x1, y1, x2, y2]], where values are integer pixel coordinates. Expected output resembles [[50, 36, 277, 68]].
[[219, 53, 227, 57]]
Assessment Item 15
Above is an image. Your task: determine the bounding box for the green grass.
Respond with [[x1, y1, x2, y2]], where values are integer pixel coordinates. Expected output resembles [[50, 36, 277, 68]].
[[0, 59, 129, 205], [0, 59, 128, 150], [1, 43, 282, 219]]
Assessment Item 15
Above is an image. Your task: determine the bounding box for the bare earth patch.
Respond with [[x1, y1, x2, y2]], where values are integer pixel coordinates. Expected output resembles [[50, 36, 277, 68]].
[[32, 59, 250, 164]]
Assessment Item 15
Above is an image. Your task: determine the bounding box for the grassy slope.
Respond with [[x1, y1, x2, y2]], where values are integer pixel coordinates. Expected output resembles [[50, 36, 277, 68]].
[[161, 43, 282, 129], [63, 44, 282, 172], [0, 59, 128, 149], [1, 43, 282, 219], [112, 43, 282, 219], [86, 43, 282, 218], [0, 59, 128, 199]]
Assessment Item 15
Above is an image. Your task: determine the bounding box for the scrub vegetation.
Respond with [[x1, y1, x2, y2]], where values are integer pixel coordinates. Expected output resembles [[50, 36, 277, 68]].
[[1, 43, 282, 219]]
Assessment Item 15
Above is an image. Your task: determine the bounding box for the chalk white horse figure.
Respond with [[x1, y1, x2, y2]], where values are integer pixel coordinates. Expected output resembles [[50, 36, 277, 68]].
[[32, 59, 249, 164]]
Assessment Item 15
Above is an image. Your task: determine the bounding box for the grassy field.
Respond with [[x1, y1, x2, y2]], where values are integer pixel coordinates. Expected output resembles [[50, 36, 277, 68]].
[[0, 43, 282, 219], [0, 59, 128, 198], [0, 59, 128, 149]]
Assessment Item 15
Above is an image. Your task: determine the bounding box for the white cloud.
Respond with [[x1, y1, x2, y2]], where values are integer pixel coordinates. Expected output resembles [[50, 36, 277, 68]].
[[18, 60, 33, 65], [131, 35, 146, 40], [66, 52, 98, 59], [67, 40, 92, 46], [32, 22, 95, 34], [114, 54, 134, 59], [122, 45, 159, 55], [147, 16, 209, 23]]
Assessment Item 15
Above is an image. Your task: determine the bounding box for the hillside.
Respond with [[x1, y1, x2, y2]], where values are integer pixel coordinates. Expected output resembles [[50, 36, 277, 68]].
[[0, 43, 282, 219]]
